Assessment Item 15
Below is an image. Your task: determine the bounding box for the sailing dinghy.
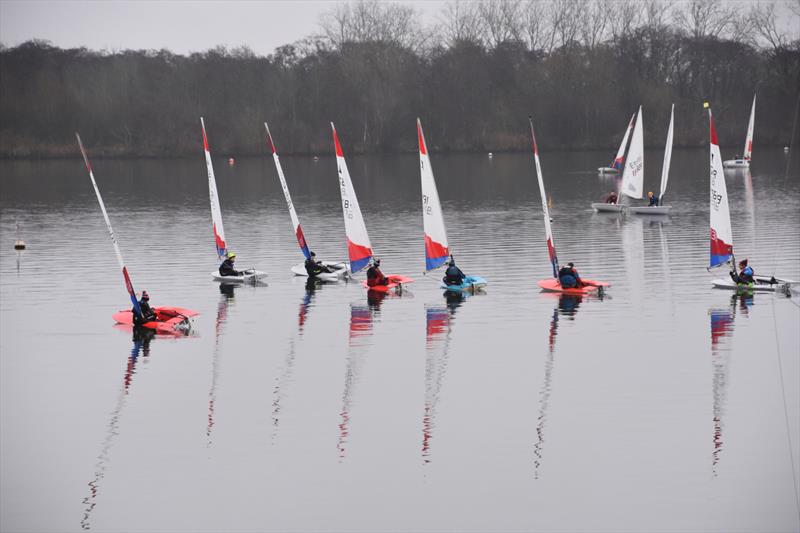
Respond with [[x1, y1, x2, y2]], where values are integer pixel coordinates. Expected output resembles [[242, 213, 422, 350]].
[[529, 118, 609, 294], [597, 113, 635, 174], [722, 95, 755, 169], [201, 118, 267, 283], [76, 133, 198, 333], [330, 123, 413, 292], [264, 122, 348, 281], [593, 106, 644, 213], [418, 119, 487, 292], [705, 103, 795, 291], [628, 104, 674, 215]]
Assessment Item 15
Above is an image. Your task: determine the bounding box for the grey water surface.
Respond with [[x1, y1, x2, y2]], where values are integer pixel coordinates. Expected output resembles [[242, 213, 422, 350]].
[[1, 146, 799, 532]]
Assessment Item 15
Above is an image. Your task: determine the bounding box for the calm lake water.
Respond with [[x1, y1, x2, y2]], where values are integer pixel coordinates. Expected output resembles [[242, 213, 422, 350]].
[[1, 145, 799, 532]]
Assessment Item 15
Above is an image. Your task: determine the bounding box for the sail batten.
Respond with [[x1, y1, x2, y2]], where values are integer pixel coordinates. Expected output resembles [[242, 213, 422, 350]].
[[201, 117, 227, 259], [708, 108, 734, 268], [418, 119, 450, 271], [332, 123, 373, 274], [266, 123, 310, 259]]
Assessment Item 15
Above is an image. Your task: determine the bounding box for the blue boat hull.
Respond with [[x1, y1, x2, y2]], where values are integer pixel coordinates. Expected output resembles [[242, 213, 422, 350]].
[[441, 275, 487, 292]]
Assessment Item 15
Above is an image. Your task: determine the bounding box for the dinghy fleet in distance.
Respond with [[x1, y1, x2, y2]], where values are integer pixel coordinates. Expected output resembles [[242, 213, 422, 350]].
[[72, 98, 796, 333]]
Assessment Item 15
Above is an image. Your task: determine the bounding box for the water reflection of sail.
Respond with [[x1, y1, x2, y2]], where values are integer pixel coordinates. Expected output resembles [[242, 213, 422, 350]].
[[207, 284, 235, 447], [535, 293, 582, 478], [271, 280, 318, 443], [338, 297, 381, 460], [743, 169, 755, 253], [709, 295, 749, 475], [421, 293, 464, 464], [80, 328, 153, 530]]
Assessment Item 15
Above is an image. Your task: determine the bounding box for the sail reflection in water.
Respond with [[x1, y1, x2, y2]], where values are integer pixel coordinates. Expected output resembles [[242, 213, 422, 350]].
[[271, 280, 318, 443], [80, 328, 154, 530], [709, 294, 752, 475], [207, 283, 235, 447], [421, 292, 466, 464], [535, 293, 586, 479]]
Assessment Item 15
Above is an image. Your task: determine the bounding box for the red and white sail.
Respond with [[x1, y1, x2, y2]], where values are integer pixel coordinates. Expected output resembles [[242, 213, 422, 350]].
[[620, 106, 644, 200], [76, 133, 142, 318], [708, 106, 734, 268], [265, 123, 311, 259], [331, 123, 373, 274], [418, 119, 450, 271], [200, 117, 227, 258], [743, 94, 756, 162], [528, 117, 559, 278], [612, 113, 635, 170], [659, 104, 674, 201]]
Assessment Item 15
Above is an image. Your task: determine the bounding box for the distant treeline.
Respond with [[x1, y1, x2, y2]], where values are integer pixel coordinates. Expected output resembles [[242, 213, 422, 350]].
[[1, 0, 798, 157]]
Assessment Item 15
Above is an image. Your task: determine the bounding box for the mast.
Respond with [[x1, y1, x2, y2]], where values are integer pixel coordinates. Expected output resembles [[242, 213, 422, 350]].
[[528, 116, 559, 279], [76, 133, 142, 318], [619, 106, 644, 203], [331, 123, 373, 274], [659, 104, 675, 205], [418, 119, 450, 271], [706, 103, 735, 270], [201, 117, 227, 259], [265, 122, 311, 259]]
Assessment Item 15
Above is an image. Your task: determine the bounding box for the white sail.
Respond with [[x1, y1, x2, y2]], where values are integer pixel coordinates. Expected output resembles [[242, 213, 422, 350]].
[[612, 113, 636, 170], [418, 119, 450, 271], [659, 104, 674, 201], [743, 94, 756, 162], [620, 106, 644, 200], [708, 107, 734, 268], [331, 123, 373, 274], [265, 123, 310, 259], [528, 117, 559, 278], [200, 117, 227, 258]]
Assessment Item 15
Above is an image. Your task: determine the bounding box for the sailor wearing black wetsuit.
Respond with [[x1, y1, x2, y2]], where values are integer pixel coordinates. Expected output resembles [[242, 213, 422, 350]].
[[558, 262, 582, 288], [219, 251, 241, 276], [443, 255, 466, 286], [366, 259, 389, 287], [133, 290, 157, 325], [304, 251, 332, 278]]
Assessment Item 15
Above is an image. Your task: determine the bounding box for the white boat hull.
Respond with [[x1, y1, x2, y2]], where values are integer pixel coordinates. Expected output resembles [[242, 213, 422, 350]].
[[211, 270, 268, 283], [597, 167, 620, 174], [627, 205, 672, 215], [592, 203, 624, 213], [290, 261, 349, 281], [711, 275, 796, 292], [722, 159, 749, 168]]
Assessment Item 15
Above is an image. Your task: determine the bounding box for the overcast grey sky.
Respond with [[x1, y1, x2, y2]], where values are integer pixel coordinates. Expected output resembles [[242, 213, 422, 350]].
[[1, 0, 797, 56], [0, 1, 445, 56]]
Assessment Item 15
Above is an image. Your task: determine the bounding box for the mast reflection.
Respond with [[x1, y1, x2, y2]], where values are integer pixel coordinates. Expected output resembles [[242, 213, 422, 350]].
[[80, 327, 154, 530], [271, 279, 318, 443], [709, 294, 751, 475], [535, 292, 586, 479], [337, 289, 400, 460], [207, 283, 235, 447], [421, 291, 465, 465]]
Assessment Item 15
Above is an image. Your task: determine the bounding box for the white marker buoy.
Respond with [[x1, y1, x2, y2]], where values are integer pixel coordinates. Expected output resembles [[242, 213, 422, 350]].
[[488, 152, 493, 158]]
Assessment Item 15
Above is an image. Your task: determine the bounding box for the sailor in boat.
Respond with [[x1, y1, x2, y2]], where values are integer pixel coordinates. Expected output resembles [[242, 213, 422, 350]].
[[442, 255, 466, 286], [558, 262, 583, 289], [647, 191, 659, 207], [304, 251, 333, 278], [604, 191, 618, 204], [219, 251, 242, 277], [731, 259, 756, 286], [366, 258, 389, 287], [133, 290, 158, 325]]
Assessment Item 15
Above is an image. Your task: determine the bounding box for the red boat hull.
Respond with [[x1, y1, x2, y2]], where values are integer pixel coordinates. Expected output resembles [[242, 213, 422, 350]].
[[361, 274, 414, 292], [112, 306, 199, 333], [537, 278, 609, 295]]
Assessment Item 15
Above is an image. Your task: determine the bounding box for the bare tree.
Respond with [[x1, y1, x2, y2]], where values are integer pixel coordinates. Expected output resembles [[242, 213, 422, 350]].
[[440, 0, 485, 46], [522, 0, 556, 53], [748, 1, 789, 51], [478, 0, 524, 48], [578, 0, 609, 49], [673, 0, 733, 39], [550, 0, 582, 48], [605, 0, 644, 43], [320, 1, 425, 50]]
